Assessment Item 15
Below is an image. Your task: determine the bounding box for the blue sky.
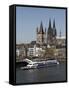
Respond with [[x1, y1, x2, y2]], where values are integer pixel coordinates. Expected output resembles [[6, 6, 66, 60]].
[[16, 6, 66, 44]]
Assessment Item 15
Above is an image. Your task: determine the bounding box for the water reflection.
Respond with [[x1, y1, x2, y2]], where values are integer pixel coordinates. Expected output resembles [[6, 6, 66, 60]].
[[16, 62, 66, 84]]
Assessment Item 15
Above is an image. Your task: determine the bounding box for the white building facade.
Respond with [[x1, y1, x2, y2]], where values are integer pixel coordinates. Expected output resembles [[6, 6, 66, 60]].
[[27, 45, 43, 57]]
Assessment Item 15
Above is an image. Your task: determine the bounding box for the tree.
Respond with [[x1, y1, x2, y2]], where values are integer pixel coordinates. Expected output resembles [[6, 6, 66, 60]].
[[44, 47, 56, 59]]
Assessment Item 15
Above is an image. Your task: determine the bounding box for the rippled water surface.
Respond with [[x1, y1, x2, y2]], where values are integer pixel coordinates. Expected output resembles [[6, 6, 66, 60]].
[[16, 62, 66, 84]]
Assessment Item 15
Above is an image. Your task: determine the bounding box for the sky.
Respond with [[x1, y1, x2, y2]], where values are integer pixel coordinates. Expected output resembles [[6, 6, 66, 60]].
[[16, 6, 66, 44]]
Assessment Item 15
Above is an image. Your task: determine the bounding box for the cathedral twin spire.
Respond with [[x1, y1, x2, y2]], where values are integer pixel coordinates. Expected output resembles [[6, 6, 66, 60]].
[[49, 19, 51, 28], [37, 19, 56, 35], [48, 19, 57, 37], [36, 19, 57, 45], [49, 19, 56, 29], [53, 19, 55, 28]]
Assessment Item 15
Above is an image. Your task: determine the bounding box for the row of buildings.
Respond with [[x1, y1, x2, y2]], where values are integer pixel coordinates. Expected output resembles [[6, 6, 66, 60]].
[[16, 19, 66, 61]]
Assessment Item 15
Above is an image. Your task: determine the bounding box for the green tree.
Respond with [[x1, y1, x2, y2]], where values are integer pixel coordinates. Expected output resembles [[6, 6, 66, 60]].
[[44, 47, 56, 59]]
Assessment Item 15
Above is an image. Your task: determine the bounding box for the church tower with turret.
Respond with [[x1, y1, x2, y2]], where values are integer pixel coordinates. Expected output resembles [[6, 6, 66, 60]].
[[36, 21, 46, 45]]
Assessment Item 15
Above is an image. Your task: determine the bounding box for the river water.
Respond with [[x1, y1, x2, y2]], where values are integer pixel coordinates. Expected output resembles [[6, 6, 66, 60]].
[[16, 62, 67, 84]]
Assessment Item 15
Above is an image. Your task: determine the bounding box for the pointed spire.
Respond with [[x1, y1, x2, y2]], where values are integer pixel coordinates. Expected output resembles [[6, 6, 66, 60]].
[[53, 19, 55, 28], [53, 19, 57, 36], [40, 21, 44, 33], [49, 18, 51, 28]]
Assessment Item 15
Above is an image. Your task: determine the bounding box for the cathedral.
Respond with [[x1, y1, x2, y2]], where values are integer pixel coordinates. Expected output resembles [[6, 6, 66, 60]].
[[36, 19, 57, 46]]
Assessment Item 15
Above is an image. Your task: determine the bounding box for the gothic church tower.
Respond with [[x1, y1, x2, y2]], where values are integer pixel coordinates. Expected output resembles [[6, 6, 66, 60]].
[[36, 21, 46, 45]]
